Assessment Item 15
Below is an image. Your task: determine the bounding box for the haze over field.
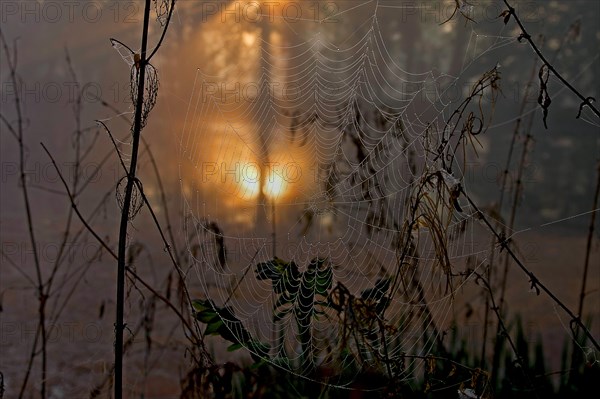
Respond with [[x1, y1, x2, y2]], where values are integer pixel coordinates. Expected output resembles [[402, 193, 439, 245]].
[[1, 1, 599, 397]]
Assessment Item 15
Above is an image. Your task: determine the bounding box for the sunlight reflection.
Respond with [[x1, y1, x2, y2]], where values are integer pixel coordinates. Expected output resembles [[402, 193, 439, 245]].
[[239, 162, 261, 200], [181, 0, 317, 230], [242, 31, 257, 47], [263, 169, 288, 201]]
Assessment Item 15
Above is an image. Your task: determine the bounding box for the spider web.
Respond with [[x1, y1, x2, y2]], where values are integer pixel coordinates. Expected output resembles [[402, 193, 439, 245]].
[[172, 0, 547, 387]]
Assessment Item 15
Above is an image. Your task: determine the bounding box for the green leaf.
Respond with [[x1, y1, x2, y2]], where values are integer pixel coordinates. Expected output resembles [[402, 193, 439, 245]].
[[195, 310, 218, 323], [248, 359, 268, 370], [227, 342, 244, 352], [257, 257, 335, 365], [192, 297, 271, 364], [192, 299, 212, 312], [204, 319, 224, 335], [274, 261, 300, 294]]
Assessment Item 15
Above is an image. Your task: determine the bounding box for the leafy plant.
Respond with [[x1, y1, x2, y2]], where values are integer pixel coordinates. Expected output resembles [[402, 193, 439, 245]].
[[256, 257, 333, 369], [193, 299, 270, 362]]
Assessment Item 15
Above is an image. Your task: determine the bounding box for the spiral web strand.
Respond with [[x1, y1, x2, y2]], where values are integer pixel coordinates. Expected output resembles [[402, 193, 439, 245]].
[[169, 1, 595, 389]]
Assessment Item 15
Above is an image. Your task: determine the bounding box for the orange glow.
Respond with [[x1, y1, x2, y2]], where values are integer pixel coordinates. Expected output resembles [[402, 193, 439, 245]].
[[238, 163, 261, 200], [263, 170, 288, 201], [242, 31, 257, 47]]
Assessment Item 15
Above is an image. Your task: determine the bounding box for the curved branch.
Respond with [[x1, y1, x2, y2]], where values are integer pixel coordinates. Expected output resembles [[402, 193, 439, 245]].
[[147, 0, 177, 62], [461, 187, 600, 351], [503, 0, 599, 119]]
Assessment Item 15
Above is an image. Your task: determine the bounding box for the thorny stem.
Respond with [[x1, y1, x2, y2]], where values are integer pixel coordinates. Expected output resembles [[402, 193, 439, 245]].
[[461, 188, 600, 351], [498, 103, 536, 312], [503, 0, 599, 119], [491, 56, 539, 388]]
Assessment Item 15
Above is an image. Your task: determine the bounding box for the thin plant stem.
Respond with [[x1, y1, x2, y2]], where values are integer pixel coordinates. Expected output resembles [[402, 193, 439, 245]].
[[41, 143, 203, 346], [576, 160, 600, 324], [570, 160, 600, 381], [461, 188, 600, 351], [99, 120, 207, 346], [491, 77, 538, 390], [472, 271, 537, 396], [503, 0, 599, 119], [114, 1, 152, 396], [0, 29, 47, 399]]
